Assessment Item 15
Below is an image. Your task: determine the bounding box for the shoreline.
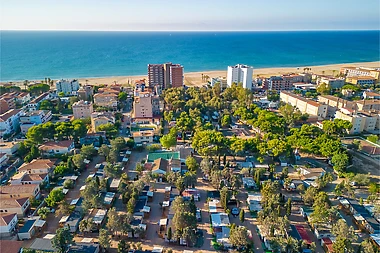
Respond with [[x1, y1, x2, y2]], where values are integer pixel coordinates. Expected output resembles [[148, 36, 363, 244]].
[[2, 61, 379, 87]]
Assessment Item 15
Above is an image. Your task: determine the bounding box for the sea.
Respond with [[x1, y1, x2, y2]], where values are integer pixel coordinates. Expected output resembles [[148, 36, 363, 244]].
[[0, 30, 379, 82]]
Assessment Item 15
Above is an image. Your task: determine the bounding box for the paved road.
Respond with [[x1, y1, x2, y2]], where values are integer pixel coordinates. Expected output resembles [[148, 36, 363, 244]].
[[43, 155, 104, 235]]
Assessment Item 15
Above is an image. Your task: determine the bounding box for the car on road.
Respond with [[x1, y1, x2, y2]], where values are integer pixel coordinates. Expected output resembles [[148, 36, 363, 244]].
[[231, 207, 239, 216]]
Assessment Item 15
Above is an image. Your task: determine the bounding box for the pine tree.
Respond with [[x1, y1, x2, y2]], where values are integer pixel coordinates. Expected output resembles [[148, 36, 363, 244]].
[[239, 209, 245, 222], [167, 227, 172, 241], [286, 198, 292, 216]]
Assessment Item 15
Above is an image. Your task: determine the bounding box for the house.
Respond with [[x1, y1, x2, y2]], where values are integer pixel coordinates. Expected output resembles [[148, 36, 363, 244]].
[[28, 238, 55, 252], [0, 240, 23, 253], [65, 211, 82, 233], [39, 140, 74, 156], [17, 219, 37, 240], [176, 147, 194, 163], [363, 91, 380, 100], [17, 159, 57, 174], [0, 197, 30, 217], [151, 158, 168, 175], [11, 172, 49, 186], [182, 189, 200, 201], [343, 199, 380, 234], [93, 93, 118, 108], [27, 93, 50, 111], [133, 131, 154, 145], [216, 226, 231, 248], [109, 178, 121, 192], [0, 213, 18, 236], [0, 109, 22, 138], [80, 132, 106, 147], [91, 112, 115, 132], [297, 167, 325, 180], [102, 192, 116, 207], [0, 184, 40, 199], [91, 209, 107, 230], [247, 193, 262, 212], [67, 243, 100, 253], [0, 141, 20, 156], [211, 213, 230, 232]]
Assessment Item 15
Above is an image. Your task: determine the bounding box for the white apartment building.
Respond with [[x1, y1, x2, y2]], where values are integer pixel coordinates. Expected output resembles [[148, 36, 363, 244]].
[[211, 77, 228, 90], [280, 91, 328, 120], [19, 110, 52, 134], [227, 64, 253, 89], [56, 79, 80, 95], [0, 109, 23, 138]]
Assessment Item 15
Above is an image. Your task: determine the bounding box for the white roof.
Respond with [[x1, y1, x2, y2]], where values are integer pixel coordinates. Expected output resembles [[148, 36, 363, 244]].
[[370, 234, 380, 246], [143, 206, 151, 213], [70, 198, 80, 205], [63, 175, 78, 181], [93, 209, 107, 224], [247, 193, 262, 202], [110, 178, 121, 188], [43, 234, 56, 239], [81, 238, 94, 243], [62, 189, 69, 195], [34, 220, 46, 227], [159, 218, 168, 226], [152, 247, 163, 253], [162, 201, 170, 207], [59, 216, 69, 223], [80, 185, 86, 191], [84, 159, 91, 164], [211, 213, 230, 227]]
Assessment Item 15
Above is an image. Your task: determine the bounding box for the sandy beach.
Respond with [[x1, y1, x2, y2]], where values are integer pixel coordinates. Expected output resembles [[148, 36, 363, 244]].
[[80, 61, 380, 86], [3, 61, 379, 87]]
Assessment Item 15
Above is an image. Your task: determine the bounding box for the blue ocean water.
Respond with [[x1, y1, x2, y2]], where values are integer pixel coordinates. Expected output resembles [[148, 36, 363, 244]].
[[0, 31, 379, 81]]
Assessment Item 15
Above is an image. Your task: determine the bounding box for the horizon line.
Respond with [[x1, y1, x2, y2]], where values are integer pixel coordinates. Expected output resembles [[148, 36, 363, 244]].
[[1, 28, 379, 32]]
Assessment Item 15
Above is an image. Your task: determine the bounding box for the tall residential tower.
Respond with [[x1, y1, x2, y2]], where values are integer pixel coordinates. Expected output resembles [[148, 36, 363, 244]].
[[227, 64, 253, 89], [148, 63, 184, 89]]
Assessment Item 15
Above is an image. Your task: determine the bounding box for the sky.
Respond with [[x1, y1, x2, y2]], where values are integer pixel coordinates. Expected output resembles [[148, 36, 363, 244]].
[[1, 0, 379, 31]]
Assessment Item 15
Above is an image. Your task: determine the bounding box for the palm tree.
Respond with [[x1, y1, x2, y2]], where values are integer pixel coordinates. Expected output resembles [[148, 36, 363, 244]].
[[201, 73, 204, 82], [23, 80, 28, 91]]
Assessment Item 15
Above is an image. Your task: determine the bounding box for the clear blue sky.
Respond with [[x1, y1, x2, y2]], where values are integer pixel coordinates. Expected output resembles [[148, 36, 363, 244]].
[[1, 0, 379, 31]]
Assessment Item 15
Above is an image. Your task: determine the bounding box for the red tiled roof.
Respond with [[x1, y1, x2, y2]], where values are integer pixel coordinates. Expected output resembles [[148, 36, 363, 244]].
[[294, 225, 312, 244], [39, 140, 73, 150], [0, 109, 21, 121]]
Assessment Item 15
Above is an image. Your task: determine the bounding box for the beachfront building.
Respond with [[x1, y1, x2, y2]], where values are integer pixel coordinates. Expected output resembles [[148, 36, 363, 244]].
[[262, 73, 308, 91], [227, 64, 253, 89], [211, 77, 228, 90], [280, 91, 328, 120], [340, 67, 380, 81], [72, 100, 93, 119], [345, 76, 377, 86], [93, 93, 118, 108], [148, 63, 184, 89], [316, 75, 345, 89], [0, 109, 22, 138], [19, 110, 52, 134], [56, 79, 80, 95], [91, 112, 115, 132]]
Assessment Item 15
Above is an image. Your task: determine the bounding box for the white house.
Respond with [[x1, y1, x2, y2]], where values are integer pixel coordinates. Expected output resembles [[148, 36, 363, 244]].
[[39, 140, 74, 156], [0, 213, 18, 236], [0, 109, 22, 138], [0, 141, 20, 156], [227, 64, 253, 89], [56, 79, 80, 95]]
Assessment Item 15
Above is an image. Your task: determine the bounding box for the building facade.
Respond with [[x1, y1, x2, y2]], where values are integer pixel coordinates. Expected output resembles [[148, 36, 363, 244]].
[[280, 91, 328, 119], [227, 64, 253, 89], [72, 100, 94, 119], [133, 92, 153, 119], [211, 77, 228, 90], [93, 93, 118, 108], [19, 110, 52, 134], [335, 109, 380, 134], [340, 67, 380, 81], [91, 112, 115, 132], [316, 76, 345, 89], [346, 76, 377, 86], [0, 109, 22, 138], [148, 63, 184, 89], [56, 79, 80, 95], [77, 85, 94, 101]]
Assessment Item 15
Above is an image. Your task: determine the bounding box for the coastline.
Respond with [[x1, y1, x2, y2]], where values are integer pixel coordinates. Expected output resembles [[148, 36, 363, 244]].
[[2, 61, 379, 87]]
